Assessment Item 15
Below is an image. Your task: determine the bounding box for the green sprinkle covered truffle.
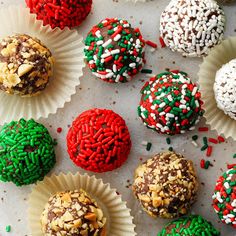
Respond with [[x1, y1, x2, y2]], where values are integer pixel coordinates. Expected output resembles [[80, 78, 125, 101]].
[[157, 215, 220, 236], [0, 118, 56, 186]]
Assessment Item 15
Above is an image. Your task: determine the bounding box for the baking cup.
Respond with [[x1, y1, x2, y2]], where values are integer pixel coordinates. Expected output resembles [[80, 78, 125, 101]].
[[199, 37, 236, 140], [28, 172, 136, 236], [0, 6, 84, 125]]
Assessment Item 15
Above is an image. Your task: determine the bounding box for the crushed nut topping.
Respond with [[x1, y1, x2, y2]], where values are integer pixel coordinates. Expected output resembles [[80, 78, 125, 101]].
[[41, 190, 106, 236], [132, 151, 198, 219], [0, 34, 54, 96]]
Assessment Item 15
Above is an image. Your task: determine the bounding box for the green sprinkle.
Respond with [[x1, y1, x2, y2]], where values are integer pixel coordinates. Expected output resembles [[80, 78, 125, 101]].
[[166, 137, 171, 145], [141, 69, 153, 74], [201, 144, 208, 151], [192, 135, 198, 141], [146, 142, 152, 151], [0, 119, 56, 186], [168, 147, 173, 151], [233, 153, 236, 159], [6, 225, 11, 232]]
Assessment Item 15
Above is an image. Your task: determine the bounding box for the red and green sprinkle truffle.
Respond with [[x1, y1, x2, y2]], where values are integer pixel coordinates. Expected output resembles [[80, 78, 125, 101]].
[[138, 71, 204, 135], [84, 18, 145, 83], [212, 166, 236, 228], [157, 215, 220, 236], [67, 108, 131, 172], [0, 119, 56, 186]]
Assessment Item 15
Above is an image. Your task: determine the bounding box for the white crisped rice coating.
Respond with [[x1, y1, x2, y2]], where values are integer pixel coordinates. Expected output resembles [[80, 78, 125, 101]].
[[214, 59, 236, 120], [160, 0, 225, 57]]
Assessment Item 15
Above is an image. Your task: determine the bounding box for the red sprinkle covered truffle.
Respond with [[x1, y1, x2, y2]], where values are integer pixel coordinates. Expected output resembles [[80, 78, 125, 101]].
[[84, 18, 145, 83], [67, 108, 131, 173], [138, 71, 204, 135], [212, 166, 236, 228], [25, 0, 92, 29]]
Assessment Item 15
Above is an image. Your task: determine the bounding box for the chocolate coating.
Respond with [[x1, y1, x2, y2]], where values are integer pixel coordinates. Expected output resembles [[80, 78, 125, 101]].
[[132, 151, 198, 218], [0, 34, 53, 96]]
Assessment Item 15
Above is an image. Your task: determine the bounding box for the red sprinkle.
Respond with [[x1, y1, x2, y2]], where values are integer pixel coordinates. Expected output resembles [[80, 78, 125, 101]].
[[206, 146, 213, 157], [26, 0, 92, 29], [198, 127, 209, 132], [67, 108, 131, 173], [146, 40, 158, 48], [227, 164, 236, 169], [218, 136, 225, 143], [57, 127, 62, 133], [159, 37, 166, 48], [208, 138, 218, 144], [200, 159, 205, 168]]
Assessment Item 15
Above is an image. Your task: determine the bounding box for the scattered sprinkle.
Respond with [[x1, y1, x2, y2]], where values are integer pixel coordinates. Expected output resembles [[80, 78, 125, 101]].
[[192, 135, 198, 141], [168, 147, 173, 151], [159, 37, 166, 48], [57, 127, 62, 133], [233, 154, 236, 159], [208, 138, 218, 144], [191, 140, 198, 147], [218, 136, 225, 143], [146, 142, 152, 151], [6, 225, 11, 232], [206, 146, 213, 157], [198, 127, 209, 132], [141, 69, 153, 74], [166, 137, 171, 145], [146, 40, 158, 48]]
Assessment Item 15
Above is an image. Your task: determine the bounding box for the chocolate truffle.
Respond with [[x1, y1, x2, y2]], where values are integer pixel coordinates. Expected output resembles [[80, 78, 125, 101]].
[[67, 108, 131, 173], [214, 59, 236, 120], [138, 71, 204, 135], [160, 0, 225, 57], [84, 18, 145, 83], [41, 189, 106, 236], [0, 34, 53, 97], [26, 0, 92, 30], [212, 166, 236, 228], [0, 118, 56, 186], [132, 151, 198, 219], [157, 215, 220, 236]]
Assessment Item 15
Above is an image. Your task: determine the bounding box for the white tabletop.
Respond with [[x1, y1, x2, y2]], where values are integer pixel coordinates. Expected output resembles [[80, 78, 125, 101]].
[[0, 0, 236, 235]]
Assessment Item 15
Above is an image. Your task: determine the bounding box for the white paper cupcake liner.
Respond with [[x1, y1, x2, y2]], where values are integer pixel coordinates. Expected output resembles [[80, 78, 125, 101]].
[[198, 37, 236, 140], [28, 172, 136, 236], [0, 5, 84, 125]]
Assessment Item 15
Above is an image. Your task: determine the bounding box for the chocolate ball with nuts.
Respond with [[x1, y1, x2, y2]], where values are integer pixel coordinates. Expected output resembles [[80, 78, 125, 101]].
[[41, 189, 107, 236], [132, 151, 198, 219], [0, 34, 53, 97]]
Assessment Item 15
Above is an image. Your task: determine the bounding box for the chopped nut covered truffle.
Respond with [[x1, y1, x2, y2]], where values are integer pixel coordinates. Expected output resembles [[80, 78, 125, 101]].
[[0, 34, 53, 96], [132, 151, 198, 218], [41, 190, 106, 236]]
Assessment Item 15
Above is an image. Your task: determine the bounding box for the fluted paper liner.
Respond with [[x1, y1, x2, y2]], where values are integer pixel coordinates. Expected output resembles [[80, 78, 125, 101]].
[[0, 6, 84, 124], [28, 172, 136, 236], [199, 37, 236, 140]]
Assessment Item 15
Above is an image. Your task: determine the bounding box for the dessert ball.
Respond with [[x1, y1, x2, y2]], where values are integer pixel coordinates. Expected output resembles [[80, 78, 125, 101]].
[[41, 189, 106, 236], [160, 0, 225, 57], [138, 71, 204, 135], [157, 215, 220, 236], [0, 118, 56, 186], [132, 151, 198, 219], [212, 166, 236, 228], [84, 18, 145, 83], [26, 0, 92, 29], [0, 34, 53, 97], [214, 59, 236, 120], [67, 108, 131, 173]]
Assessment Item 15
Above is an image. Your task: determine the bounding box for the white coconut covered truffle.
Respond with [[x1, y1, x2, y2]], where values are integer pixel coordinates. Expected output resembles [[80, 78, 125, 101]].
[[214, 59, 236, 120], [160, 0, 225, 57]]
